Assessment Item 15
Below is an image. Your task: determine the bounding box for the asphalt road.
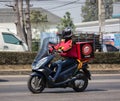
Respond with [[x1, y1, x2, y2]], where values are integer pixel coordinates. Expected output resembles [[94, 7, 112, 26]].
[[0, 74, 120, 101]]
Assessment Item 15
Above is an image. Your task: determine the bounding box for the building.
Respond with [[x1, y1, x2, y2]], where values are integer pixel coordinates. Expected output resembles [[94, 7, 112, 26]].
[[75, 18, 120, 34], [0, 7, 61, 34], [75, 18, 120, 51]]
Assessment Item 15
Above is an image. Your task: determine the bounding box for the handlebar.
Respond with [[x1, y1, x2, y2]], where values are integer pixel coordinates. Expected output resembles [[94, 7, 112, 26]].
[[49, 44, 63, 54], [52, 49, 63, 54]]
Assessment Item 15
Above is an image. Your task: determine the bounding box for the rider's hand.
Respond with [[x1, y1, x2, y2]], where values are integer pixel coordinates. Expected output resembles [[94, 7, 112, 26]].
[[51, 46, 55, 50], [57, 49, 63, 53]]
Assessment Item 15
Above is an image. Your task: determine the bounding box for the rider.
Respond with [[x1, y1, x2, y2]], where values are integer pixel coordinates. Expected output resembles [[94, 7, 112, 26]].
[[49, 27, 78, 82]]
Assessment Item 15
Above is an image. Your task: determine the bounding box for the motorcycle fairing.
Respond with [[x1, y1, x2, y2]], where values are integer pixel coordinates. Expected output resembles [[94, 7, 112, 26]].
[[32, 32, 59, 68]]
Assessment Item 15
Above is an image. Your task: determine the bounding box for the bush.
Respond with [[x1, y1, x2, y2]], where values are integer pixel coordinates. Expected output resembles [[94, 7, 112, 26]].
[[0, 52, 36, 65], [91, 52, 120, 64], [0, 52, 120, 65]]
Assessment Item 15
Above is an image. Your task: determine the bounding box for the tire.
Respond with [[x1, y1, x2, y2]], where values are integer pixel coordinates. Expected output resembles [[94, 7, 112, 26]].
[[27, 74, 46, 93], [72, 74, 88, 92]]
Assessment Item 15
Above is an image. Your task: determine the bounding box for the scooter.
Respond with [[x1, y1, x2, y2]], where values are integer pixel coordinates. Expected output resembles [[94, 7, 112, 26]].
[[27, 34, 91, 93]]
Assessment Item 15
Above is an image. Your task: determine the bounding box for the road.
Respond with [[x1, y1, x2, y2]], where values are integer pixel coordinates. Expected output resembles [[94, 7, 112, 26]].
[[0, 74, 120, 101]]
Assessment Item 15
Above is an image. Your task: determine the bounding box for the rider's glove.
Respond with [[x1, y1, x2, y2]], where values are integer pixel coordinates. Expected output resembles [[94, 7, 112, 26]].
[[58, 49, 63, 53]]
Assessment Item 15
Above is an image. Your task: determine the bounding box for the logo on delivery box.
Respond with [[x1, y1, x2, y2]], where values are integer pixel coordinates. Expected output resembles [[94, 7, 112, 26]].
[[82, 44, 92, 56], [76, 42, 94, 60]]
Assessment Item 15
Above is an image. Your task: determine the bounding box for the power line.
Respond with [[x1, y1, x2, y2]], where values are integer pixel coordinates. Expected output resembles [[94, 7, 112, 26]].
[[47, 0, 80, 10], [50, 5, 82, 12]]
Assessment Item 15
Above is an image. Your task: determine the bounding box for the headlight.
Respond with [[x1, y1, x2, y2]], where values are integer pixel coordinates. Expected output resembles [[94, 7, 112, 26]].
[[32, 57, 48, 70]]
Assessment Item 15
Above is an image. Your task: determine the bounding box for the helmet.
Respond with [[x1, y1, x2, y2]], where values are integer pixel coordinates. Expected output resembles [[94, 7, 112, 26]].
[[62, 27, 73, 39]]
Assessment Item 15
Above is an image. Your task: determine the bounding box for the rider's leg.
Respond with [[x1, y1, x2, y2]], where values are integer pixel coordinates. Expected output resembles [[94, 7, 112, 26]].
[[62, 58, 77, 67], [52, 58, 77, 82], [50, 63, 57, 71], [52, 63, 62, 82], [50, 60, 63, 71], [50, 58, 77, 82], [49, 60, 62, 82]]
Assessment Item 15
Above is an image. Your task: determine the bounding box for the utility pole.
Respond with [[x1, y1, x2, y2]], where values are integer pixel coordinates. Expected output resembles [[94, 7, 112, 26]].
[[19, 0, 27, 44], [98, 0, 105, 52], [25, 0, 32, 51], [14, 0, 22, 39]]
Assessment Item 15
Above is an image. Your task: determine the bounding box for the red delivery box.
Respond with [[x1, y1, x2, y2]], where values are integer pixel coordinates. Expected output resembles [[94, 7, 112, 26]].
[[76, 41, 94, 60]]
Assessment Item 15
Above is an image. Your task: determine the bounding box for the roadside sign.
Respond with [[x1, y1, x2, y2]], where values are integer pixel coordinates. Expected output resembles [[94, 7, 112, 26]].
[[112, 14, 120, 18], [112, 3, 120, 18]]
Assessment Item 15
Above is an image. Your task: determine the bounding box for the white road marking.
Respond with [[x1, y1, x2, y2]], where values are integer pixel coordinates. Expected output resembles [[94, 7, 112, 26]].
[[90, 79, 120, 83], [0, 81, 27, 86]]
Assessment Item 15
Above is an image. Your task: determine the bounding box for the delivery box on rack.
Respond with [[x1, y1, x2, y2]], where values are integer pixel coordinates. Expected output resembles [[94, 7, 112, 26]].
[[76, 41, 94, 61], [60, 41, 94, 61]]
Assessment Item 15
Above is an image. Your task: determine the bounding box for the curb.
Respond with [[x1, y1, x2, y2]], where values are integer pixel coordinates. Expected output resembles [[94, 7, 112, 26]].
[[0, 70, 31, 75], [91, 70, 120, 74]]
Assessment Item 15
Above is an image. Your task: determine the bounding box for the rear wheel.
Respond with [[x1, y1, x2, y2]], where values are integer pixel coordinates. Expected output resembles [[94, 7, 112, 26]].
[[27, 74, 46, 93], [72, 74, 88, 92]]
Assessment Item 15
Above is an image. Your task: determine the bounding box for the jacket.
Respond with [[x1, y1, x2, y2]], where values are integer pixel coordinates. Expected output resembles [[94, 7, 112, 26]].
[[50, 39, 78, 58]]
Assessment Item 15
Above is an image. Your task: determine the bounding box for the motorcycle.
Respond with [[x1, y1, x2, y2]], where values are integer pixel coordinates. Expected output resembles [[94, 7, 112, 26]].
[[27, 33, 92, 93]]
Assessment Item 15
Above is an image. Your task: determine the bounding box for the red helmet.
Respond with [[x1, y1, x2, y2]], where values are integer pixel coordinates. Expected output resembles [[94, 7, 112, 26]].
[[62, 27, 73, 39]]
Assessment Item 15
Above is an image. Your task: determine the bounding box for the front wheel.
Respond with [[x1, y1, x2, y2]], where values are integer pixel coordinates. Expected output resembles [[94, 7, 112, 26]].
[[27, 74, 46, 93], [72, 74, 88, 92]]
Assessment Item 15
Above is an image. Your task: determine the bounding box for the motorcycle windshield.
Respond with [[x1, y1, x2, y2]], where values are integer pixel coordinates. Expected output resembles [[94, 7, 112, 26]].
[[32, 32, 59, 67]]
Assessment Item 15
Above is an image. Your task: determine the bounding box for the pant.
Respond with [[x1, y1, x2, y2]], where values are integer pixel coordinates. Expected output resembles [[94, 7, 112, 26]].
[[51, 58, 77, 81]]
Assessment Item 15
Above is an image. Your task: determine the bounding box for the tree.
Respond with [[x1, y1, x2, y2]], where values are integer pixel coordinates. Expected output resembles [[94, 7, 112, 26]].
[[30, 10, 48, 51], [57, 12, 75, 33], [12, 0, 32, 51], [81, 0, 114, 22], [30, 10, 48, 33], [113, 0, 120, 2]]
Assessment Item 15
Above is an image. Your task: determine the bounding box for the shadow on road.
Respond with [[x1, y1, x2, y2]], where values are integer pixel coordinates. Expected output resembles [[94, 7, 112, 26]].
[[0, 79, 9, 82], [40, 88, 107, 94], [86, 89, 107, 92]]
